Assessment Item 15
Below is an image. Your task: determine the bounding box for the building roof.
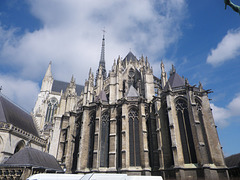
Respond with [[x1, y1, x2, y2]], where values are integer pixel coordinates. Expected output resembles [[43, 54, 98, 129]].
[[2, 147, 63, 172], [123, 51, 138, 63], [225, 153, 240, 168], [126, 85, 139, 97], [51, 80, 84, 96], [96, 90, 108, 102], [167, 72, 185, 89], [0, 94, 39, 137]]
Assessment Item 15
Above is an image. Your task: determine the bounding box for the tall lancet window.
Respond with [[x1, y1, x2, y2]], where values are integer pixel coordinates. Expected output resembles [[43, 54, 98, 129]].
[[45, 97, 58, 123], [88, 112, 96, 168], [196, 99, 212, 164], [176, 99, 197, 164], [129, 108, 141, 166], [100, 111, 110, 167]]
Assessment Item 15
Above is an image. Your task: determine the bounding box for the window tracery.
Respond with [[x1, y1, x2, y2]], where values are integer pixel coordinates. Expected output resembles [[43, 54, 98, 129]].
[[129, 108, 141, 166], [176, 99, 197, 164], [45, 97, 58, 123], [100, 111, 110, 167]]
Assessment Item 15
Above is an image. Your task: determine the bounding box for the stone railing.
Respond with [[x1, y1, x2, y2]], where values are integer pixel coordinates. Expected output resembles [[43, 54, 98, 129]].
[[0, 122, 46, 146]]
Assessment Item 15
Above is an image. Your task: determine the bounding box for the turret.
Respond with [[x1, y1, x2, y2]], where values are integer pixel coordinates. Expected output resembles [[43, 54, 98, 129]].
[[65, 75, 77, 112], [160, 61, 167, 88], [40, 61, 53, 92]]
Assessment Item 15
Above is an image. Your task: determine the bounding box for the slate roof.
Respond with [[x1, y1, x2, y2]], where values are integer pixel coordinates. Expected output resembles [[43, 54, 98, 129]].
[[3, 147, 63, 172], [225, 153, 240, 168], [123, 51, 138, 63], [126, 85, 139, 97], [96, 90, 108, 102], [166, 72, 185, 89], [0, 94, 39, 137], [52, 80, 84, 96]]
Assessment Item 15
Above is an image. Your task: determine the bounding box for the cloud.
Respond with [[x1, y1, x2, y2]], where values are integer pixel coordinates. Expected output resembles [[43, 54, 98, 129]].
[[227, 93, 240, 116], [0, 0, 186, 83], [0, 0, 187, 111], [210, 103, 230, 128], [0, 74, 40, 112], [207, 28, 240, 66], [211, 93, 240, 128]]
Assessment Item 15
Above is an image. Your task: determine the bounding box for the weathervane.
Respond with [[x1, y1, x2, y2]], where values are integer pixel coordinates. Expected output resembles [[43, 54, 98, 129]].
[[225, 0, 240, 15]]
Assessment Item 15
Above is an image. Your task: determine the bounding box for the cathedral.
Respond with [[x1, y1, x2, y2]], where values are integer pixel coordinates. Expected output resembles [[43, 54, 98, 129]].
[[33, 35, 229, 180]]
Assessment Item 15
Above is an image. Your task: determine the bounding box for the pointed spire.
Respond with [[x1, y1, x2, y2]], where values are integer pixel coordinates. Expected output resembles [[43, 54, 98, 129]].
[[44, 61, 53, 78], [161, 60, 165, 72], [170, 64, 176, 76], [41, 61, 53, 92], [71, 75, 75, 83], [100, 30, 105, 64], [89, 68, 92, 78], [69, 75, 76, 88], [96, 32, 107, 85], [185, 78, 189, 86], [199, 81, 203, 91]]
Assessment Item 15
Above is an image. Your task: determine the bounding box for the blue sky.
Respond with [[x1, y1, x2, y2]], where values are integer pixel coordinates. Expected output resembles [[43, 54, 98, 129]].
[[0, 0, 240, 156]]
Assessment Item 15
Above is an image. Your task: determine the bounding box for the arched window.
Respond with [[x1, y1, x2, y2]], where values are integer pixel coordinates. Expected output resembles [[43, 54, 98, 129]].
[[176, 99, 197, 164], [88, 112, 96, 168], [129, 108, 141, 166], [100, 111, 110, 167], [45, 97, 58, 123], [196, 99, 212, 164], [14, 140, 25, 154]]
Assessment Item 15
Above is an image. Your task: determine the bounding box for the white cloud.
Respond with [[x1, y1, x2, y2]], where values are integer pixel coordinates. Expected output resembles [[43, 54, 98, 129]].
[[0, 0, 186, 82], [0, 74, 40, 112], [227, 93, 240, 116], [207, 28, 240, 66], [211, 93, 240, 128], [0, 0, 186, 111], [210, 103, 230, 128]]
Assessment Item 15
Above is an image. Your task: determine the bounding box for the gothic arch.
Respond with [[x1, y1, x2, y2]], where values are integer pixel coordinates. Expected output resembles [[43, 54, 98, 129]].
[[128, 107, 141, 166], [174, 96, 188, 104], [45, 97, 58, 123], [176, 98, 197, 164], [14, 140, 25, 154], [100, 110, 110, 167], [88, 111, 96, 168], [195, 96, 202, 105]]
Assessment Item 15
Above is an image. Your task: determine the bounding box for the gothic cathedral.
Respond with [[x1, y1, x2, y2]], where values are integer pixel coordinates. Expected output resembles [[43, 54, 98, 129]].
[[33, 35, 229, 180]]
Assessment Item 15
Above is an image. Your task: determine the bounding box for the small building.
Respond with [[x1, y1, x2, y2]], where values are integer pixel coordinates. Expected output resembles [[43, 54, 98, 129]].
[[0, 94, 46, 163], [225, 153, 240, 179], [0, 147, 63, 179]]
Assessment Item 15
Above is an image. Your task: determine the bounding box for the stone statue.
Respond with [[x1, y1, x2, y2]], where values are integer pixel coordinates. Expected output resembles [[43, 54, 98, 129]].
[[225, 0, 240, 14]]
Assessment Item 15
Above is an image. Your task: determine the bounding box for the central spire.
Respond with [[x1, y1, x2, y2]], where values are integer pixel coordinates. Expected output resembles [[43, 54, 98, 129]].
[[96, 31, 107, 85], [100, 30, 105, 65]]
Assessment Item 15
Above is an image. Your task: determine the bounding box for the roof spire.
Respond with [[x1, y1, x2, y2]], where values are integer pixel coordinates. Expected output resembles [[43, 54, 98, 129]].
[[44, 61, 53, 78], [96, 31, 107, 85], [161, 60, 167, 88], [100, 29, 106, 64]]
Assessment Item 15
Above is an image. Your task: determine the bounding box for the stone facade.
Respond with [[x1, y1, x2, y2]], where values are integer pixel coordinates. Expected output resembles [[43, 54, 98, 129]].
[[33, 36, 229, 179], [0, 94, 46, 164]]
